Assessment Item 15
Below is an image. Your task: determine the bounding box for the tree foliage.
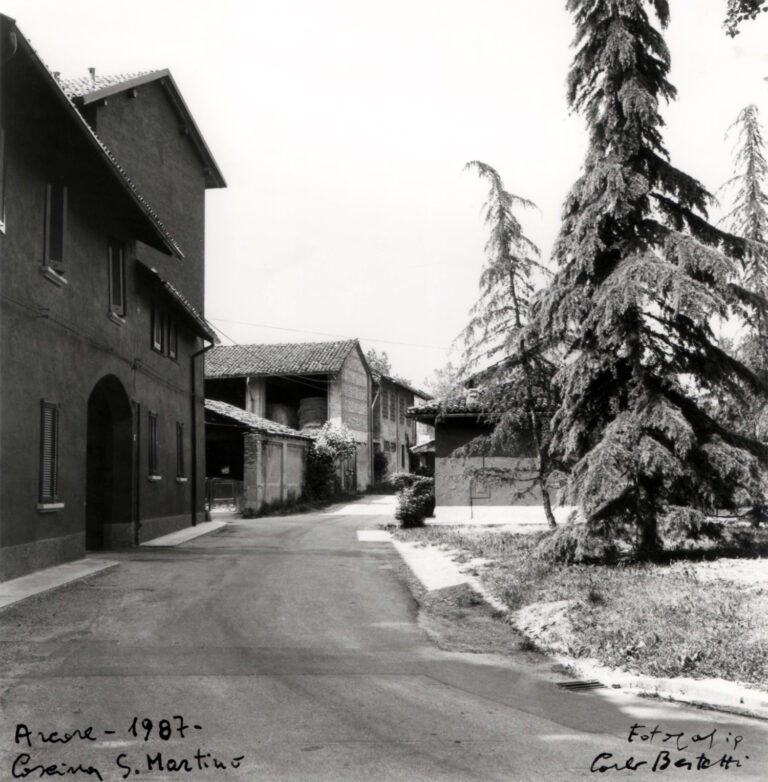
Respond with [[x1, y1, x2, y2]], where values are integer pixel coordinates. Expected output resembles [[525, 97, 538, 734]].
[[720, 104, 768, 335], [365, 348, 392, 376], [460, 161, 559, 527], [532, 0, 768, 558], [724, 0, 768, 35]]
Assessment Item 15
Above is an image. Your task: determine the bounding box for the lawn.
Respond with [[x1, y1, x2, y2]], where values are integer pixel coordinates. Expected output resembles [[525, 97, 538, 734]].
[[394, 524, 768, 689]]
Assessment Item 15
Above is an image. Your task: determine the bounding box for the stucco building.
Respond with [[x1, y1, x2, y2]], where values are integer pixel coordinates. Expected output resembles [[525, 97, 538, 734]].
[[205, 340, 373, 490], [407, 395, 569, 525], [371, 374, 432, 476], [0, 15, 224, 580]]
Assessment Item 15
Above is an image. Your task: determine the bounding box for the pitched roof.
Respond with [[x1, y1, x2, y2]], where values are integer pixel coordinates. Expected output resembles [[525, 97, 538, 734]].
[[205, 340, 359, 379], [204, 399, 313, 440], [137, 261, 218, 343], [59, 71, 155, 98], [406, 390, 485, 422], [3, 16, 184, 258], [372, 372, 431, 401], [59, 69, 226, 189]]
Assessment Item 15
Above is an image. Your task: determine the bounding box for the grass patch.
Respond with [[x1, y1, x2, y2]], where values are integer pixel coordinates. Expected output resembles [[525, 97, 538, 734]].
[[394, 524, 768, 688]]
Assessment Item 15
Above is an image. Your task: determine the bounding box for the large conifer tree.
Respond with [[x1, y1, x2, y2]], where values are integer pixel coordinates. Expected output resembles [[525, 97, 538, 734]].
[[534, 0, 768, 557], [460, 161, 559, 528]]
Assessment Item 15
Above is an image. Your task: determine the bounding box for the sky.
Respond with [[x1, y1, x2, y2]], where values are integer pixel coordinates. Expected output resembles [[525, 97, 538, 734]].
[[5, 0, 768, 387]]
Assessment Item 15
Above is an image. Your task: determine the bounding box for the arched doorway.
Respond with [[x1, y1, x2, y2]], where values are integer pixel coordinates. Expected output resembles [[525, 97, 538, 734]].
[[86, 375, 133, 549]]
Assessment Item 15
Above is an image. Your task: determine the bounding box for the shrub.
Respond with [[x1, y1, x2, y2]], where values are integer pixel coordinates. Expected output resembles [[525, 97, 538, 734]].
[[390, 472, 419, 492], [395, 476, 435, 528], [304, 422, 358, 501]]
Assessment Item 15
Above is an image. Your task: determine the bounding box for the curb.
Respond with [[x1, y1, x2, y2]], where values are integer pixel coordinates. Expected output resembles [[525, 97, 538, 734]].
[[0, 558, 119, 612], [389, 537, 768, 722], [140, 519, 227, 546]]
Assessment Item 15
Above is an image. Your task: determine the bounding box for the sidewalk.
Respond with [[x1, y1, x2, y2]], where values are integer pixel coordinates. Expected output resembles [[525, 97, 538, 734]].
[[377, 534, 768, 721], [0, 558, 118, 612], [1, 519, 229, 611]]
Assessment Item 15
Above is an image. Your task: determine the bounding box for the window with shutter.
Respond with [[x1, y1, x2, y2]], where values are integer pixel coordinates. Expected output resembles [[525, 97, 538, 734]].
[[0, 128, 6, 233], [148, 411, 159, 476], [39, 401, 59, 504], [44, 183, 67, 273], [168, 318, 178, 360], [108, 241, 125, 317], [176, 422, 185, 478], [151, 303, 164, 353]]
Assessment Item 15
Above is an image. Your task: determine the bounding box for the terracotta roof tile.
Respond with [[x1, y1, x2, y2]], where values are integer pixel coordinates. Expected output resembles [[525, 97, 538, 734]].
[[205, 399, 313, 440], [59, 71, 156, 98], [205, 340, 359, 378]]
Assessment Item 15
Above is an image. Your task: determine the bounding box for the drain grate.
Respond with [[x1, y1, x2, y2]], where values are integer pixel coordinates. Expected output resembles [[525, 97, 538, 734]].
[[556, 679, 606, 690]]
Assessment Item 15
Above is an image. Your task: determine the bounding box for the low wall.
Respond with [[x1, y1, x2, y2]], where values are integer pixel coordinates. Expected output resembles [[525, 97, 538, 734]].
[[243, 433, 309, 512]]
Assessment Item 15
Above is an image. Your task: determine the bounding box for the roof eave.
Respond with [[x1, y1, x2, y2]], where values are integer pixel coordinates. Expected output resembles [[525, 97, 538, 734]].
[[9, 22, 183, 258], [76, 69, 226, 189]]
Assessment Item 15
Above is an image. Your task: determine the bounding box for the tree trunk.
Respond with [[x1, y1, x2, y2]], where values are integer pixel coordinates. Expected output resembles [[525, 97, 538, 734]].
[[541, 483, 557, 529]]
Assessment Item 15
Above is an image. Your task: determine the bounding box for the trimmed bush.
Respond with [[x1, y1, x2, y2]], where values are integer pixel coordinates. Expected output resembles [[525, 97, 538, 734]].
[[390, 472, 419, 492], [395, 477, 435, 528]]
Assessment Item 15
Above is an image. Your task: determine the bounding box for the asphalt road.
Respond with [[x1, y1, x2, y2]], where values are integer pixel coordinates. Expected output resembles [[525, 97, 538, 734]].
[[1, 497, 767, 781]]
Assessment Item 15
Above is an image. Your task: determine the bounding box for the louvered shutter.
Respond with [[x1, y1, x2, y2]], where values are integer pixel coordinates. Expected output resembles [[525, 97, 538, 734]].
[[39, 401, 59, 502]]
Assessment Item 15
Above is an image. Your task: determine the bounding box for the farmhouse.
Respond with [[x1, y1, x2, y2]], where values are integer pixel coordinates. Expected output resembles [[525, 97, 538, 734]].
[[0, 15, 223, 579], [205, 339, 374, 490]]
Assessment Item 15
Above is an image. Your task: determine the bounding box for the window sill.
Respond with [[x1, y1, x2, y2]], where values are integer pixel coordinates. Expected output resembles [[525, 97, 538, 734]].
[[107, 311, 126, 326], [147, 474, 163, 483], [176, 476, 188, 484], [41, 265, 68, 287], [37, 502, 64, 513]]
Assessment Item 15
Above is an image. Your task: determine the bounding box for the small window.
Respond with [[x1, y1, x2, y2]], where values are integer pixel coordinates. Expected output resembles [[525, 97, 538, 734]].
[[0, 128, 6, 233], [108, 241, 125, 316], [168, 318, 178, 360], [387, 391, 394, 420], [151, 303, 164, 353], [39, 401, 60, 503], [176, 422, 185, 478], [44, 183, 67, 273], [399, 396, 405, 425], [148, 411, 159, 476]]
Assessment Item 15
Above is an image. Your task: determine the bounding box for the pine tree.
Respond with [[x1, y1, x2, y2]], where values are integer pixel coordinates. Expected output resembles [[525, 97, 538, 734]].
[[533, 0, 768, 558], [460, 161, 559, 527], [724, 0, 768, 35], [720, 104, 768, 338]]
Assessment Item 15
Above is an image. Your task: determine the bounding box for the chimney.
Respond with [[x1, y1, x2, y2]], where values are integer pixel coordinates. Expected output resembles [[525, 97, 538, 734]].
[[88, 67, 96, 85], [465, 388, 480, 406]]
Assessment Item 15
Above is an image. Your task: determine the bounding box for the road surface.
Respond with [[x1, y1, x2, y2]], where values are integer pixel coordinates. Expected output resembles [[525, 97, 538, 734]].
[[1, 496, 766, 780]]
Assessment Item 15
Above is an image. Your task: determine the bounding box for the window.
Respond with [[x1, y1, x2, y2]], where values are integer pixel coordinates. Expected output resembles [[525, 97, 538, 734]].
[[39, 401, 59, 504], [176, 422, 185, 478], [148, 411, 159, 476], [151, 303, 165, 353], [387, 390, 394, 420], [399, 396, 405, 425], [108, 241, 125, 317], [168, 318, 178, 360], [44, 183, 67, 273], [0, 128, 6, 233]]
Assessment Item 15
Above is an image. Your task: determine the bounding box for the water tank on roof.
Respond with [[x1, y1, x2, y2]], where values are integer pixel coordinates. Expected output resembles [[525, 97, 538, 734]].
[[299, 396, 327, 429]]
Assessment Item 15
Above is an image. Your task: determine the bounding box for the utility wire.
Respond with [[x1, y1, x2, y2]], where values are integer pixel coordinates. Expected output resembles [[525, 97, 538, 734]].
[[207, 316, 450, 351]]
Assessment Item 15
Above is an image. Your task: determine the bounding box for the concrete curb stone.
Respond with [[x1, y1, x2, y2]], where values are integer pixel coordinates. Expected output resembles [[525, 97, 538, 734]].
[[387, 535, 768, 722]]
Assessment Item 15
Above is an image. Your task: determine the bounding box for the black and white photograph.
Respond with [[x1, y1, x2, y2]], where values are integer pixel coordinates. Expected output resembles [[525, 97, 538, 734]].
[[2, 1, 768, 779]]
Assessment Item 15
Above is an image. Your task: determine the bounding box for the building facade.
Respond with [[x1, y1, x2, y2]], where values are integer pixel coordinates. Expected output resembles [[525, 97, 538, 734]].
[[372, 374, 432, 476], [0, 16, 224, 580], [205, 340, 373, 490], [407, 398, 570, 525]]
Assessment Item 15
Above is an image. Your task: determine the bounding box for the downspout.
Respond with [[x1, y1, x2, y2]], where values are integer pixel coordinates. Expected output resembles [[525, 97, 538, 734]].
[[191, 340, 216, 526]]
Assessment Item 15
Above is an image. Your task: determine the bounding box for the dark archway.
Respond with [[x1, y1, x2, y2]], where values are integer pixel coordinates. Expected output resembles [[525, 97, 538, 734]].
[[86, 375, 133, 549]]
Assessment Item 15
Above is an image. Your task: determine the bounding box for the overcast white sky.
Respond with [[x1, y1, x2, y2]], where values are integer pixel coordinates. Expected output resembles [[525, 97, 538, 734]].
[[6, 1, 768, 385]]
